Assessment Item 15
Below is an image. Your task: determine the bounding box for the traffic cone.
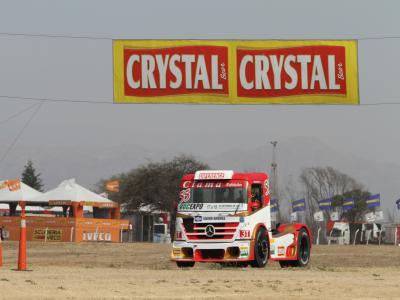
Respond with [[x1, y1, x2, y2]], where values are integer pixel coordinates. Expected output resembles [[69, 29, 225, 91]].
[[18, 205, 27, 271], [0, 235, 3, 268]]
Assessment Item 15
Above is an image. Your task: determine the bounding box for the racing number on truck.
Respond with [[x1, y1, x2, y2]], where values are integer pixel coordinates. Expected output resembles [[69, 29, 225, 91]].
[[179, 188, 191, 202], [240, 230, 251, 238]]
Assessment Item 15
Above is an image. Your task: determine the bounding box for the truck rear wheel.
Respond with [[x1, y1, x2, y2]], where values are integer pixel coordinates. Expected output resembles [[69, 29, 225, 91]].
[[250, 227, 269, 268], [279, 228, 310, 268], [176, 261, 195, 268], [294, 228, 311, 267]]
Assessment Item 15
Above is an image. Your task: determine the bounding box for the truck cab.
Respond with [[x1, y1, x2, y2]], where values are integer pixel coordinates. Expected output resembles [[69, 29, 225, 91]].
[[171, 170, 311, 268], [327, 222, 350, 245]]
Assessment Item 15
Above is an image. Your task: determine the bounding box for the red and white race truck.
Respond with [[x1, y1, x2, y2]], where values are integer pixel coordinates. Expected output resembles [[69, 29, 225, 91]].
[[171, 170, 312, 268]]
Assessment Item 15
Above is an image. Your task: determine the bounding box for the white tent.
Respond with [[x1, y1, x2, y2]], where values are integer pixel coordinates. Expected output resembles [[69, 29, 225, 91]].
[[0, 204, 61, 211], [0, 180, 43, 203], [31, 178, 116, 206]]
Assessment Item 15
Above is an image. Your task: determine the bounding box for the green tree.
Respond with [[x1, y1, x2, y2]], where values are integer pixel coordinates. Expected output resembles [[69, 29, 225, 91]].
[[332, 189, 370, 222], [98, 154, 209, 235], [21, 160, 44, 191]]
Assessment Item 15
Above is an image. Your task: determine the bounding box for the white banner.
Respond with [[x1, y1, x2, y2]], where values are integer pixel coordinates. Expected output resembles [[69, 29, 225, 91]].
[[290, 212, 297, 222], [374, 210, 384, 221], [314, 211, 324, 222], [330, 211, 339, 221], [365, 212, 376, 223]]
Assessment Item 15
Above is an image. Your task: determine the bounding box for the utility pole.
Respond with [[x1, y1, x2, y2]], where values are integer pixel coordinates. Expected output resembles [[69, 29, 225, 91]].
[[270, 141, 279, 224], [270, 141, 278, 200]]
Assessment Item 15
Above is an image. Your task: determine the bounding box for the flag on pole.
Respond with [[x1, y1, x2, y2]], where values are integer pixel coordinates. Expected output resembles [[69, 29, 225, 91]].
[[270, 198, 279, 213], [365, 211, 376, 223], [330, 211, 339, 221], [105, 180, 120, 193], [374, 210, 384, 221], [290, 212, 298, 222], [342, 198, 355, 211], [313, 211, 324, 222], [366, 194, 380, 208], [318, 198, 332, 211], [396, 199, 400, 210], [292, 199, 306, 212]]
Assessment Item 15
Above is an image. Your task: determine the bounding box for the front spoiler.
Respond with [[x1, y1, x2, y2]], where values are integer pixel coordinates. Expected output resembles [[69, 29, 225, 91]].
[[172, 240, 252, 262]]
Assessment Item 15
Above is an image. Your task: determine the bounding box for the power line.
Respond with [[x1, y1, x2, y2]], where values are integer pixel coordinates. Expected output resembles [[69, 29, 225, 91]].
[[0, 32, 111, 41], [0, 95, 111, 104], [1, 31, 400, 41], [2, 94, 400, 106], [0, 102, 40, 126], [0, 101, 44, 166]]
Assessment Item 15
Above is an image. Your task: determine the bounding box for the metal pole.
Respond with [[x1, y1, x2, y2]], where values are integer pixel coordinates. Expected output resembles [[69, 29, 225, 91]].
[[378, 229, 382, 246], [270, 141, 278, 224], [270, 141, 278, 200], [70, 227, 74, 242], [317, 227, 321, 245], [353, 229, 359, 245]]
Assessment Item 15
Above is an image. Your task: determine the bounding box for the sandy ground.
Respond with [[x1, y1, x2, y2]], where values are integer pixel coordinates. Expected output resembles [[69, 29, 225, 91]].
[[0, 242, 399, 299]]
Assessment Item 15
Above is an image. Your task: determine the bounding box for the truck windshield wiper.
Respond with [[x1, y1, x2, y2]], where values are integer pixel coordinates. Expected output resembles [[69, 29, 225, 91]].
[[233, 202, 241, 215]]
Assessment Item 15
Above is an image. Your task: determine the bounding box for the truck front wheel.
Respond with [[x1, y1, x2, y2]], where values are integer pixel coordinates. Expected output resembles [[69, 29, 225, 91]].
[[176, 261, 195, 268], [251, 227, 269, 268]]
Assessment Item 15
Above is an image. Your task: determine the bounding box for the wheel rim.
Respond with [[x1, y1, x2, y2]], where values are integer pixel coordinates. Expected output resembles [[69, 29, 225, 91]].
[[257, 238, 268, 263], [299, 237, 309, 263]]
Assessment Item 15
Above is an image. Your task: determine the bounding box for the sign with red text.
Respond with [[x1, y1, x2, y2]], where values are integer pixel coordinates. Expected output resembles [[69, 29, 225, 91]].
[[114, 40, 358, 105]]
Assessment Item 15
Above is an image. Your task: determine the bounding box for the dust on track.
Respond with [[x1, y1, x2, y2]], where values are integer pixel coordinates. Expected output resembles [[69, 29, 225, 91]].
[[0, 242, 399, 299]]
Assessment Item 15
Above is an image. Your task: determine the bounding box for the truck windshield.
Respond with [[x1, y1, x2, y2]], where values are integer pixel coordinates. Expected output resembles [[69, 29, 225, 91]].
[[183, 187, 247, 204]]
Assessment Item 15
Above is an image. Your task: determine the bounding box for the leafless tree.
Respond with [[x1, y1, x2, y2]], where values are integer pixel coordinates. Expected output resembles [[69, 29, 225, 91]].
[[298, 167, 365, 243]]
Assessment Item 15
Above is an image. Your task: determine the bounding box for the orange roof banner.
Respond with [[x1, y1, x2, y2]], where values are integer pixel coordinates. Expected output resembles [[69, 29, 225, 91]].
[[6, 179, 21, 192], [113, 40, 359, 105], [105, 180, 120, 193]]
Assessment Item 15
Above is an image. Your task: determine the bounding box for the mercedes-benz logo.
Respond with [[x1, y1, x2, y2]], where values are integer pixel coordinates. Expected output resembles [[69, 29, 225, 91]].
[[205, 225, 215, 237]]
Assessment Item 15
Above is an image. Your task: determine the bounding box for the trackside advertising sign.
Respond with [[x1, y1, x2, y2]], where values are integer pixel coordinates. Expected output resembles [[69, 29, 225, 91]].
[[113, 40, 358, 105]]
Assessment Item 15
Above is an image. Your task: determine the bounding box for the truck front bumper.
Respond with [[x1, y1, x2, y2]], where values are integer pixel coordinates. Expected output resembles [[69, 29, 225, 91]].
[[171, 240, 252, 262]]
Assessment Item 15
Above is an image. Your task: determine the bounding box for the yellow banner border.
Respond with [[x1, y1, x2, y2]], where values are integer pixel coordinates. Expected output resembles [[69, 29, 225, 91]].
[[113, 40, 359, 105]]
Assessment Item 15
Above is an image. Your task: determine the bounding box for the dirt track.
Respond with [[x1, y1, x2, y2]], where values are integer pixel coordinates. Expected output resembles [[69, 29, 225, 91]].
[[0, 242, 399, 299]]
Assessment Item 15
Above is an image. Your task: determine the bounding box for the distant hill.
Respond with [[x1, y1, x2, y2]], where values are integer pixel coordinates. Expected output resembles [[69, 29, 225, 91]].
[[205, 137, 400, 214], [1, 137, 399, 216]]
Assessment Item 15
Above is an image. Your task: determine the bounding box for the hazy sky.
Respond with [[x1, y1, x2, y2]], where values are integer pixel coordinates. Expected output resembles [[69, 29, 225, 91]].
[[0, 1, 400, 171]]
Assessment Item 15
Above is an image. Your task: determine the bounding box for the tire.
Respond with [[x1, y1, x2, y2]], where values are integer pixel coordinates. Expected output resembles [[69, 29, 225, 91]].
[[295, 229, 311, 267], [176, 261, 195, 268], [250, 227, 269, 268], [278, 228, 310, 268], [290, 228, 311, 267]]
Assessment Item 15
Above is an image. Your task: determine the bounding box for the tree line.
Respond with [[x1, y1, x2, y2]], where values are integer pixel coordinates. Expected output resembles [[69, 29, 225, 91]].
[[22, 155, 388, 243]]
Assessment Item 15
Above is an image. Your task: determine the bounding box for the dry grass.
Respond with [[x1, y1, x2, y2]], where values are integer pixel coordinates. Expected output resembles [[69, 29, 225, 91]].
[[0, 242, 399, 299]]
